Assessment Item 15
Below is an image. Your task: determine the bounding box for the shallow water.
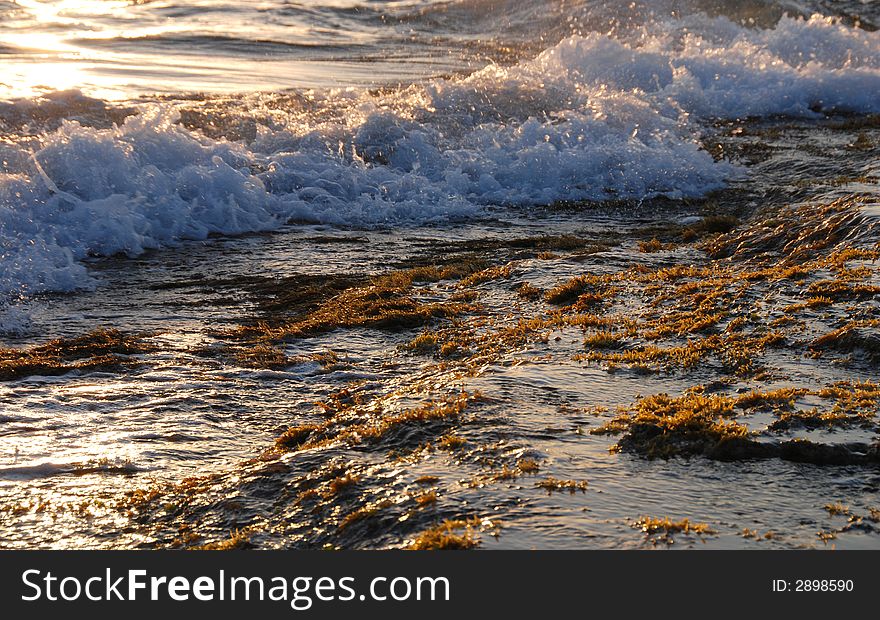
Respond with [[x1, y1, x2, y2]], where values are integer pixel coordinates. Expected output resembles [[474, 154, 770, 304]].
[[1, 0, 880, 549]]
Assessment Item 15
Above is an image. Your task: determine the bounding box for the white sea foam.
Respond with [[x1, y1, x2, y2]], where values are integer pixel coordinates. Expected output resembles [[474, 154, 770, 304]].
[[1, 13, 879, 304]]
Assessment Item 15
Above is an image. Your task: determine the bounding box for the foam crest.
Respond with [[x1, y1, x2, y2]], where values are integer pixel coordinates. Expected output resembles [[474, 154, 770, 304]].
[[2, 12, 878, 309]]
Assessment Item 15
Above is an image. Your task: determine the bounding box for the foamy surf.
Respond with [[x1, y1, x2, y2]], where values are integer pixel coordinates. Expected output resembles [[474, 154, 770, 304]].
[[1, 9, 879, 313]]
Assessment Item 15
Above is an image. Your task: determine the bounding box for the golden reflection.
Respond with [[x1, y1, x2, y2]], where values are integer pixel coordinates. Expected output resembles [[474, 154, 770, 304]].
[[0, 0, 169, 99], [2, 62, 87, 97], [0, 0, 400, 99]]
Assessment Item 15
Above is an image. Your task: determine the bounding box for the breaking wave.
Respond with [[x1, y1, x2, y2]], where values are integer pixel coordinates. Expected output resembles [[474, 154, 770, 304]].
[[1, 5, 879, 304]]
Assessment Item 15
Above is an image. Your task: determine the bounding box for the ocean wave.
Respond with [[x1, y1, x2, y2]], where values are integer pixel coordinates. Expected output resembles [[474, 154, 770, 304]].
[[1, 12, 879, 306], [70, 33, 356, 57]]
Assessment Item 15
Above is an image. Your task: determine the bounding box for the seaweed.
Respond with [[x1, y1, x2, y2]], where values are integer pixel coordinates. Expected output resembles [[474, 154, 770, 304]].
[[229, 262, 483, 342], [535, 477, 588, 494], [595, 391, 880, 465], [408, 519, 481, 550], [0, 328, 157, 381]]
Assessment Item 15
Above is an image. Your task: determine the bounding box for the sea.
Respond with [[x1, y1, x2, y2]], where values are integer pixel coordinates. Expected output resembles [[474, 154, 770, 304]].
[[1, 0, 879, 549]]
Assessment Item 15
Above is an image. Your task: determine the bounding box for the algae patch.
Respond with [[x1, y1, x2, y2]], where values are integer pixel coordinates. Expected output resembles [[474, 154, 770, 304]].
[[0, 328, 158, 381]]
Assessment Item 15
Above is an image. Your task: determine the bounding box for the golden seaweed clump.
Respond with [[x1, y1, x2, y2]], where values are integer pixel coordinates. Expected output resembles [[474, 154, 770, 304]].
[[767, 380, 880, 430], [583, 330, 625, 349], [406, 331, 440, 352], [634, 516, 716, 544], [810, 321, 880, 359], [459, 264, 512, 288], [437, 434, 468, 450], [195, 528, 253, 550], [276, 423, 325, 450], [578, 332, 784, 376], [352, 392, 475, 444], [638, 238, 667, 253], [819, 380, 880, 418], [595, 392, 752, 459], [806, 279, 880, 301], [413, 491, 438, 508], [234, 344, 293, 369], [0, 328, 157, 381], [338, 500, 394, 531], [768, 408, 852, 432], [535, 477, 588, 494], [408, 518, 482, 550], [515, 282, 544, 300], [231, 263, 481, 342], [274, 391, 479, 453], [735, 387, 807, 411], [544, 274, 612, 306], [323, 473, 360, 499], [823, 502, 850, 517], [517, 458, 541, 474]]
